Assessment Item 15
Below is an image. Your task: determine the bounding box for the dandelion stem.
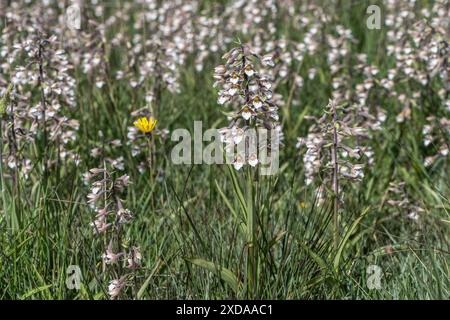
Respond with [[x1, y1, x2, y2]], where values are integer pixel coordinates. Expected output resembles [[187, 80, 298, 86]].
[[147, 134, 156, 180]]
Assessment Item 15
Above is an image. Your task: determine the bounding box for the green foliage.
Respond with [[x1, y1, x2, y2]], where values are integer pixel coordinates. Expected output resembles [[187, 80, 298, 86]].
[[0, 0, 448, 300]]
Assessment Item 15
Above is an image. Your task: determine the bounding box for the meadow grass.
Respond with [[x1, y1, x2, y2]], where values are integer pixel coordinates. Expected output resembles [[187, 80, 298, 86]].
[[0, 0, 449, 299]]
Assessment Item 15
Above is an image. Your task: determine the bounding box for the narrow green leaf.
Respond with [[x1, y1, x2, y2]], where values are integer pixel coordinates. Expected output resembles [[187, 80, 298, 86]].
[[215, 180, 246, 234], [137, 259, 164, 299], [227, 165, 249, 218], [20, 285, 52, 300], [268, 230, 287, 248], [333, 207, 370, 273], [299, 242, 329, 272], [186, 258, 240, 293]]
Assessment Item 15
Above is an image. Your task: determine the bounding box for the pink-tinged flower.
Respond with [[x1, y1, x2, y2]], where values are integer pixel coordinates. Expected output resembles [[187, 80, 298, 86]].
[[90, 216, 111, 234], [87, 193, 99, 204], [229, 72, 240, 84], [252, 96, 263, 109], [218, 95, 229, 105], [219, 126, 244, 147], [240, 106, 254, 120], [249, 83, 259, 92], [233, 155, 244, 170], [214, 44, 280, 172], [244, 64, 255, 77], [126, 247, 142, 269], [231, 127, 244, 144], [214, 65, 226, 76], [261, 54, 275, 67], [117, 208, 133, 224], [248, 154, 259, 167], [95, 207, 108, 218], [228, 85, 239, 96], [108, 277, 127, 299], [242, 111, 252, 120], [102, 243, 124, 265]]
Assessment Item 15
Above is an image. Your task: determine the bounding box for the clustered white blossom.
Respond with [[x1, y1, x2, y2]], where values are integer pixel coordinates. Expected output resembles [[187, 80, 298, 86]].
[[214, 44, 280, 170], [295, 1, 449, 219], [297, 100, 367, 203], [115, 0, 197, 96], [1, 0, 449, 295], [383, 1, 449, 130], [423, 117, 450, 167], [0, 3, 79, 178], [386, 181, 425, 221]]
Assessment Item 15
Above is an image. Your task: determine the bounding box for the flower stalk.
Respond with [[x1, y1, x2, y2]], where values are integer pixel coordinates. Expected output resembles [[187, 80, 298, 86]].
[[214, 43, 279, 298], [330, 100, 340, 250], [87, 165, 141, 299], [133, 116, 158, 178], [245, 166, 257, 297], [37, 36, 48, 184]]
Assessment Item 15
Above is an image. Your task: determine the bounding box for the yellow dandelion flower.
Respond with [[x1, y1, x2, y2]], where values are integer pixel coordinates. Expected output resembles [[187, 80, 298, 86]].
[[299, 201, 306, 209], [134, 117, 157, 134]]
